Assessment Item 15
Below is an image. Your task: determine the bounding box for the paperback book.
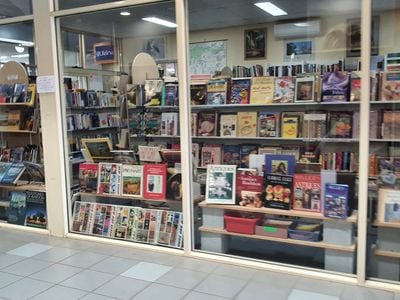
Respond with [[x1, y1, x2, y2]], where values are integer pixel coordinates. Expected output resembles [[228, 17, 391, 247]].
[[250, 76, 274, 104], [144, 79, 163, 106], [236, 168, 263, 207], [265, 154, 296, 176], [273, 76, 295, 103], [1, 162, 26, 184], [143, 163, 167, 200], [322, 71, 350, 102], [97, 163, 122, 195], [205, 164, 236, 204], [264, 174, 293, 210], [229, 78, 251, 104], [163, 83, 178, 106], [160, 112, 179, 136], [219, 114, 237, 137], [328, 111, 352, 138], [197, 111, 216, 136], [201, 144, 222, 166], [382, 110, 400, 139], [237, 111, 257, 137], [79, 163, 99, 192], [258, 112, 280, 137], [302, 112, 327, 139], [121, 165, 143, 197], [377, 188, 400, 223], [7, 191, 26, 225], [143, 112, 162, 135], [294, 75, 315, 102], [324, 183, 349, 219], [281, 112, 302, 138], [206, 78, 230, 105], [380, 71, 400, 101], [240, 144, 259, 168], [190, 84, 207, 105], [293, 173, 321, 212], [222, 144, 241, 166]]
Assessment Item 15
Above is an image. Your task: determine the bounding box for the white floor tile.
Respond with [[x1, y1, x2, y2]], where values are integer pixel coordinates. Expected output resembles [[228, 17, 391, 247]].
[[1, 258, 53, 276], [288, 289, 339, 300], [156, 267, 208, 290], [7, 243, 53, 257], [29, 263, 83, 284], [30, 285, 87, 300], [236, 281, 291, 300], [33, 246, 80, 262], [90, 256, 139, 275], [0, 277, 53, 300], [0, 253, 25, 269], [0, 272, 22, 289], [94, 276, 149, 300], [80, 294, 116, 300], [59, 251, 107, 268], [183, 291, 230, 300], [133, 283, 189, 300], [120, 262, 172, 282], [194, 274, 247, 298], [59, 269, 114, 292]]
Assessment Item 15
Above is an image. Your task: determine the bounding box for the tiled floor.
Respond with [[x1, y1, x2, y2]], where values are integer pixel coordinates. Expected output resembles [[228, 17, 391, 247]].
[[0, 228, 397, 300]]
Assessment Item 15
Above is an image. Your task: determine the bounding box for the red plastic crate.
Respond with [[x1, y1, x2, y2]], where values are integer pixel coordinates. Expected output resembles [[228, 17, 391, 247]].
[[224, 214, 262, 235]]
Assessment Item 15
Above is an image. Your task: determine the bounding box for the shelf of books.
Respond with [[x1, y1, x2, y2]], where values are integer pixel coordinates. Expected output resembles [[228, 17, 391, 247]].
[[374, 249, 400, 258]]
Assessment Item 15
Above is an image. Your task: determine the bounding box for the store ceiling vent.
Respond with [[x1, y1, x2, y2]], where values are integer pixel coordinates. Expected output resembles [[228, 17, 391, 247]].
[[273, 19, 321, 39]]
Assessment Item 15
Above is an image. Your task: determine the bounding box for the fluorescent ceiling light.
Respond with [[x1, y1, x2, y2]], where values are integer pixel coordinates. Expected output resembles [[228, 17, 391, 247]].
[[0, 37, 34, 46], [254, 2, 288, 16], [120, 11, 130, 16], [142, 17, 177, 28], [11, 54, 29, 58], [294, 22, 311, 27]]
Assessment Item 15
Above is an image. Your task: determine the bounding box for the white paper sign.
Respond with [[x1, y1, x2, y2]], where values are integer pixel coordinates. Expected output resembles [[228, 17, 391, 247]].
[[37, 75, 56, 93]]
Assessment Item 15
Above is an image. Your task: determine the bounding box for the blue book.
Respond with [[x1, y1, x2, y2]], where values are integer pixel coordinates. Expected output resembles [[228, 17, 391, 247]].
[[1, 162, 25, 184], [265, 154, 296, 176], [25, 191, 47, 229], [0, 162, 12, 182], [7, 191, 26, 225], [222, 145, 241, 166], [324, 183, 349, 219]]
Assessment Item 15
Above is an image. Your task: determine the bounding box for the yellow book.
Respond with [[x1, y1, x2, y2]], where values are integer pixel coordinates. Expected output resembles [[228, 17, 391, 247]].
[[250, 76, 274, 104], [281, 114, 299, 138]]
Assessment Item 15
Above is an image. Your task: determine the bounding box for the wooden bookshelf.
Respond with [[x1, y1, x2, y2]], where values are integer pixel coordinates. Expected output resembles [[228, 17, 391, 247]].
[[374, 248, 400, 258], [199, 226, 356, 252], [372, 221, 400, 229], [0, 184, 45, 192], [0, 129, 37, 134], [199, 201, 357, 223]]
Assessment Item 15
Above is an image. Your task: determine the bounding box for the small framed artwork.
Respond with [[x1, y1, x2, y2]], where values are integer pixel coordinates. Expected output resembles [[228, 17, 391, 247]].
[[244, 28, 266, 60], [346, 16, 379, 57], [284, 39, 314, 61], [142, 37, 165, 60], [81, 137, 113, 162]]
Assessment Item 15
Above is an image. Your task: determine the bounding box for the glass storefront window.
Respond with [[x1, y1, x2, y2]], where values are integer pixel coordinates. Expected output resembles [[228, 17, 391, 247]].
[[189, 0, 362, 275], [0, 0, 32, 18], [57, 2, 182, 249]]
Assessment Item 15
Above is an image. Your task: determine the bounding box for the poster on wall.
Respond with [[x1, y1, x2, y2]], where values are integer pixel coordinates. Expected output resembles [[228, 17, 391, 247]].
[[142, 37, 165, 60], [189, 40, 227, 75]]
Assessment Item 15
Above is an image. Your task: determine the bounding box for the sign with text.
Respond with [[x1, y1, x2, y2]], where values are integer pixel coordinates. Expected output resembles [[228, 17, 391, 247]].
[[93, 42, 116, 64]]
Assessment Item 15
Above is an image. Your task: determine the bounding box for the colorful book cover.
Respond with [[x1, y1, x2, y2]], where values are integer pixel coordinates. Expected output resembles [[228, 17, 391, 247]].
[[190, 84, 207, 105], [7, 191, 26, 225], [144, 79, 163, 106], [249, 154, 266, 176], [160, 112, 179, 136], [258, 112, 280, 137], [236, 168, 263, 207], [143, 112, 162, 135], [380, 72, 400, 101], [230, 78, 251, 104], [7, 110, 21, 130], [302, 112, 327, 139], [0, 84, 14, 103], [201, 144, 222, 166], [350, 72, 361, 102], [163, 83, 178, 106], [206, 78, 229, 105], [265, 154, 296, 176], [24, 191, 47, 229], [121, 165, 143, 197], [264, 174, 293, 210], [13, 83, 28, 103], [324, 183, 349, 218], [322, 71, 350, 102], [197, 111, 216, 136], [240, 144, 259, 168], [295, 75, 315, 102], [1, 162, 26, 184], [143, 163, 167, 200], [222, 145, 241, 166], [128, 111, 142, 136], [281, 113, 301, 138], [376, 156, 400, 187], [377, 188, 400, 223], [79, 163, 99, 192], [293, 174, 321, 212], [112, 206, 130, 238], [382, 110, 400, 139], [97, 163, 122, 195], [219, 114, 237, 137], [328, 111, 352, 138], [237, 111, 257, 137], [274, 76, 295, 103], [205, 164, 236, 204], [0, 162, 11, 182], [250, 76, 274, 104]]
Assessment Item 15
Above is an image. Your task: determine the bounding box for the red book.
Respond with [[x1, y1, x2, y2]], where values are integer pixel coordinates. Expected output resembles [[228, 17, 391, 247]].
[[79, 163, 99, 192], [236, 169, 263, 208], [143, 163, 167, 200], [293, 173, 321, 213]]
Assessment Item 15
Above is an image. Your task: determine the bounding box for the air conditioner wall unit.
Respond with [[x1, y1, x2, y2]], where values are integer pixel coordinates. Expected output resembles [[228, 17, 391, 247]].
[[273, 20, 321, 39]]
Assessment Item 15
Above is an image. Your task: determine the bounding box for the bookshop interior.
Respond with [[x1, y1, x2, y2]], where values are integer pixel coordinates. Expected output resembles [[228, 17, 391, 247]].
[[2, 0, 400, 290]]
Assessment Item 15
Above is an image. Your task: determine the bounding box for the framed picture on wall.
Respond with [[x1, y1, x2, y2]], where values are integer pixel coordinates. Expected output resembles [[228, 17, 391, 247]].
[[244, 28, 266, 60], [284, 39, 314, 61], [142, 37, 165, 60], [346, 16, 379, 57]]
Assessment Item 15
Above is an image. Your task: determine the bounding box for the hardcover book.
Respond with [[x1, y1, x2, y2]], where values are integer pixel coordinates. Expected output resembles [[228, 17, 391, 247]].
[[160, 112, 179, 136], [206, 78, 230, 105], [0, 162, 11, 182], [258, 112, 280, 137], [382, 110, 400, 139], [143, 111, 162, 135], [1, 162, 26, 184], [281, 113, 301, 138], [294, 75, 315, 102], [376, 156, 400, 187], [128, 111, 142, 136], [97, 163, 122, 195], [219, 114, 237, 137], [350, 72, 361, 102], [121, 165, 143, 197], [7, 110, 21, 130], [144, 79, 163, 106], [205, 164, 236, 204], [7, 191, 26, 225], [264, 174, 293, 210], [163, 83, 178, 106], [324, 183, 349, 219], [302, 112, 327, 139], [25, 191, 47, 229], [237, 111, 257, 137], [79, 163, 99, 192], [197, 111, 216, 136], [249, 154, 265, 176], [190, 84, 207, 105], [293, 173, 321, 212], [143, 163, 167, 200], [352, 110, 378, 139], [240, 144, 259, 168], [322, 71, 350, 102], [380, 72, 400, 101], [250, 76, 274, 104], [222, 144, 241, 166], [377, 188, 400, 223], [236, 168, 263, 207], [201, 144, 222, 166], [13, 83, 28, 103], [273, 76, 295, 103], [230, 78, 251, 104], [265, 154, 296, 176], [328, 111, 352, 138]]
